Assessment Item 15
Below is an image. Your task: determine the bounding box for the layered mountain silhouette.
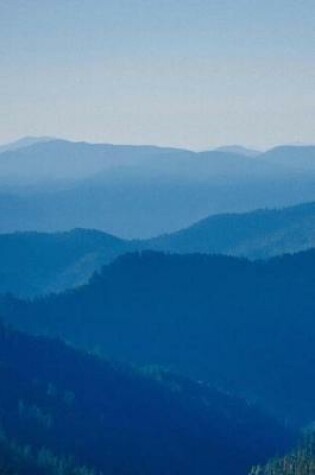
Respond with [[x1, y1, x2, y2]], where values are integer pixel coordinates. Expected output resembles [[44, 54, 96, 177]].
[[0, 201, 314, 297], [149, 201, 315, 259], [0, 138, 313, 474], [0, 139, 190, 182], [1, 250, 315, 423], [0, 140, 314, 237], [0, 229, 130, 297], [262, 145, 315, 171], [0, 136, 54, 154], [0, 323, 293, 475]]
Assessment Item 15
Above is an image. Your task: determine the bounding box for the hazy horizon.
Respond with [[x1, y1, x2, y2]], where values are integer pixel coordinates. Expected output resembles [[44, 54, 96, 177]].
[[0, 134, 267, 152], [0, 3, 315, 473], [2, 134, 315, 154], [1, 0, 314, 150]]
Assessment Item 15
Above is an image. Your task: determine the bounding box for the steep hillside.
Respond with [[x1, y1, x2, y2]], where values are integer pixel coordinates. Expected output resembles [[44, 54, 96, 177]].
[[1, 250, 315, 423], [0, 323, 293, 475], [0, 229, 131, 297], [250, 433, 315, 475], [149, 202, 315, 259]]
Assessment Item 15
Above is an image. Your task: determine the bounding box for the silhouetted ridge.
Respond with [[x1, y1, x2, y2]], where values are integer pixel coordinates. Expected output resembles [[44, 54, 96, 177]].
[[0, 141, 314, 237], [1, 250, 315, 423], [148, 201, 315, 258], [0, 323, 293, 475], [1, 201, 315, 298], [0, 229, 131, 297]]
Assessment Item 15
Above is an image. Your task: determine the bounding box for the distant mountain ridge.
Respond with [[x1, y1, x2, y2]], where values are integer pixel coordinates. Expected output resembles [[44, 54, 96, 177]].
[[148, 201, 315, 259], [0, 138, 192, 181], [0, 139, 314, 237], [0, 228, 131, 297], [0, 136, 54, 154], [214, 145, 261, 157], [0, 201, 314, 297], [262, 145, 315, 171]]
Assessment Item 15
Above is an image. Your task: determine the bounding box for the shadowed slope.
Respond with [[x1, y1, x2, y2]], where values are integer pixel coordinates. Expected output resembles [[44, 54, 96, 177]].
[[0, 323, 294, 475], [1, 250, 315, 423]]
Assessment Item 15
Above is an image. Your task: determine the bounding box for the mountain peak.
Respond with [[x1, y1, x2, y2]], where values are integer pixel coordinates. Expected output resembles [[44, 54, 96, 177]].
[[0, 136, 55, 154]]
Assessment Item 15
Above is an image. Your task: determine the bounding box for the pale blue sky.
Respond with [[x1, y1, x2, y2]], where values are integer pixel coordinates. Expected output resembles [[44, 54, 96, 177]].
[[1, 0, 314, 149]]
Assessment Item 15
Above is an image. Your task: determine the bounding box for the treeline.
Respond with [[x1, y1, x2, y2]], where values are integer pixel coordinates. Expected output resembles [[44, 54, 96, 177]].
[[2, 250, 315, 423], [0, 322, 294, 475], [250, 433, 315, 475], [0, 428, 96, 475]]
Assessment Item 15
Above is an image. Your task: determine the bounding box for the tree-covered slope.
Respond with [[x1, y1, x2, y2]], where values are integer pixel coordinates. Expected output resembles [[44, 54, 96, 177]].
[[1, 250, 315, 423], [1, 201, 315, 298], [148, 202, 315, 259], [0, 323, 293, 475], [0, 229, 131, 297], [250, 433, 315, 475]]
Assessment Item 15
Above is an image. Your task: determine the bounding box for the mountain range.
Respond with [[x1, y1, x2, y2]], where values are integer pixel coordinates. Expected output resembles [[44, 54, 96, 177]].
[[0, 139, 314, 237], [0, 229, 129, 297], [148, 201, 315, 259], [1, 249, 315, 424], [0, 201, 314, 298], [0, 136, 314, 474], [0, 136, 54, 154]]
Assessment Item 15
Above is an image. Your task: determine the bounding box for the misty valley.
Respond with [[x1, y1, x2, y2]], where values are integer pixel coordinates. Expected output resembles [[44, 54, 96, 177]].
[[0, 138, 314, 474]]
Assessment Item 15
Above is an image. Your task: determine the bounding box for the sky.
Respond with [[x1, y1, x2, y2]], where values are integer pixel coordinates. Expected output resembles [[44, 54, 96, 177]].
[[0, 0, 314, 150]]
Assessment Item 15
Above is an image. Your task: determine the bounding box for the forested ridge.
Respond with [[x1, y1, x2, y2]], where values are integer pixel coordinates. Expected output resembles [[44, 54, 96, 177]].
[[149, 201, 315, 259], [2, 0, 315, 470], [0, 322, 294, 475], [250, 434, 315, 475], [0, 201, 314, 298], [2, 250, 314, 423]]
